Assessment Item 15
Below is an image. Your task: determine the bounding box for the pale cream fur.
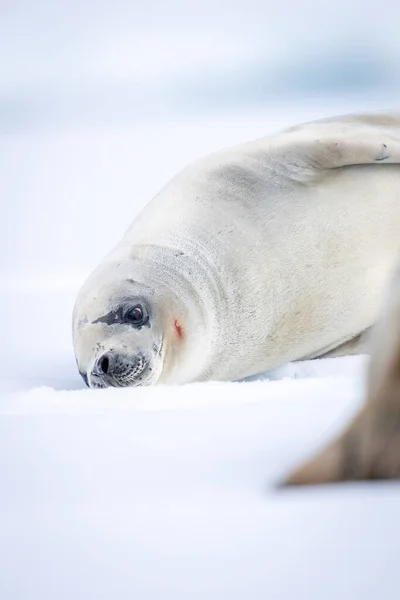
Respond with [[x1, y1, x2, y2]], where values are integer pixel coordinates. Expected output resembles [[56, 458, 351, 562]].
[[73, 111, 400, 388]]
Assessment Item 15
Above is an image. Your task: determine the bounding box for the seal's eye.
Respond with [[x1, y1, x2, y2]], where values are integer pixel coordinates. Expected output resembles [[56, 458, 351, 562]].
[[124, 304, 148, 327]]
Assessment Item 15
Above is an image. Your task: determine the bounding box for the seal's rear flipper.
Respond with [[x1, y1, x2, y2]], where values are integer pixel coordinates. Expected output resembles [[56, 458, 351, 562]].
[[272, 110, 400, 183]]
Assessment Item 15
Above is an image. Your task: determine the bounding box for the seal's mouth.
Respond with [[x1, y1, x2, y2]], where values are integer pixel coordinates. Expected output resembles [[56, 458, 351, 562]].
[[81, 341, 164, 389], [91, 355, 149, 388]]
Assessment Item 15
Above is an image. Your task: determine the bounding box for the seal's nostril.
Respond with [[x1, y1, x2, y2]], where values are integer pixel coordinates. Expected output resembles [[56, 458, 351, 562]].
[[99, 355, 110, 374]]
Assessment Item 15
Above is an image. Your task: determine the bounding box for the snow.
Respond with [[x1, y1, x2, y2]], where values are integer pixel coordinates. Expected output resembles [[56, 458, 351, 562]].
[[2, 66, 400, 599], [0, 353, 375, 600]]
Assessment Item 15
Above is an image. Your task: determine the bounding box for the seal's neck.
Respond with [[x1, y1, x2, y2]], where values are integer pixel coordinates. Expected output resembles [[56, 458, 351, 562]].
[[111, 242, 228, 384]]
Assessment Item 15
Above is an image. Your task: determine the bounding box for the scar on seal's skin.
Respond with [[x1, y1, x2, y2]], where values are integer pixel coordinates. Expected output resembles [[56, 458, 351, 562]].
[[375, 143, 389, 161], [174, 319, 184, 340]]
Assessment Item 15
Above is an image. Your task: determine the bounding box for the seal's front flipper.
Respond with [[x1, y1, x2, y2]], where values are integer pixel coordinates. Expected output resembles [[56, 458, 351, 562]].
[[316, 328, 372, 359]]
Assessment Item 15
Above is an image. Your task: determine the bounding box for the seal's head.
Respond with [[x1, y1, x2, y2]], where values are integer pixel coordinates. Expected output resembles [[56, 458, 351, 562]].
[[72, 258, 189, 388]]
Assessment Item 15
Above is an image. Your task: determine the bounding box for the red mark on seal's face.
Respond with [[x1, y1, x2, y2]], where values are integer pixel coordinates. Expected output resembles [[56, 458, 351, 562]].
[[174, 319, 184, 340]]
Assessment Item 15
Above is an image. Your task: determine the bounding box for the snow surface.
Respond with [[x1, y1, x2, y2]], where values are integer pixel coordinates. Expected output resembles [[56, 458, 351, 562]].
[[3, 98, 400, 598], [3, 349, 400, 600]]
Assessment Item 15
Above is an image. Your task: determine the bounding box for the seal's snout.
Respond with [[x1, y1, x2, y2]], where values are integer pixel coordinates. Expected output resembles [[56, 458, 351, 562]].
[[91, 350, 149, 387]]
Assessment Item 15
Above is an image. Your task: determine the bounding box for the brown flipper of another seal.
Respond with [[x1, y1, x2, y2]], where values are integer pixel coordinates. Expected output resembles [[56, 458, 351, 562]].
[[283, 265, 400, 486]]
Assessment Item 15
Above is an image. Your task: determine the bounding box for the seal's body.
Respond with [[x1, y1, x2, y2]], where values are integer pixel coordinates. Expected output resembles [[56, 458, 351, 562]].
[[73, 111, 400, 388]]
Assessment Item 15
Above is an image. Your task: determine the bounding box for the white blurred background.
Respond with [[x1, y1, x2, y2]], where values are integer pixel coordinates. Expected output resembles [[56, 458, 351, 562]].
[[1, 0, 399, 387]]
